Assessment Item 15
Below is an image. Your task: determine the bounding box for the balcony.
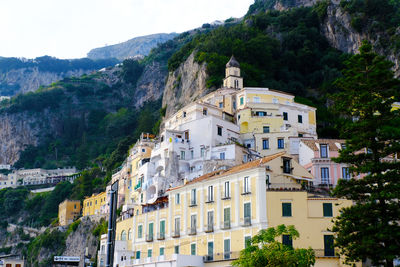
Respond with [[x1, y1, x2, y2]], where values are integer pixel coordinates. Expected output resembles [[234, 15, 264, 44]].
[[205, 198, 214, 204], [203, 251, 240, 262], [157, 232, 165, 240], [172, 230, 180, 238], [221, 192, 231, 200], [314, 249, 339, 258], [188, 227, 197, 235], [221, 221, 231, 230], [189, 200, 197, 207], [204, 224, 214, 233], [145, 234, 153, 242], [241, 217, 251, 227], [241, 187, 251, 195]]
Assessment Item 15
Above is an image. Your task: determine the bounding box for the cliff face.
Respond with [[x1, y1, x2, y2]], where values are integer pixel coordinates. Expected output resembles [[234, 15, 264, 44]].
[[162, 52, 209, 118], [87, 33, 178, 60], [0, 67, 90, 95]]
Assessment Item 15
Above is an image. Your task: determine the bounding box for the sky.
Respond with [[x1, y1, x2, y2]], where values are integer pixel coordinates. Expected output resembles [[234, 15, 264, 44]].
[[0, 0, 254, 59]]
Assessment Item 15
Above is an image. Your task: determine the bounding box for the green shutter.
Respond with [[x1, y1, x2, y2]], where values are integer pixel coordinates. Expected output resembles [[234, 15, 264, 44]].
[[282, 203, 292, 217], [148, 249, 152, 258], [160, 220, 165, 234], [224, 208, 230, 222], [282, 235, 292, 247], [323, 203, 333, 217], [149, 222, 153, 236], [244, 203, 251, 218], [324, 235, 335, 256], [191, 243, 196, 255], [136, 251, 140, 259], [159, 247, 164, 256]]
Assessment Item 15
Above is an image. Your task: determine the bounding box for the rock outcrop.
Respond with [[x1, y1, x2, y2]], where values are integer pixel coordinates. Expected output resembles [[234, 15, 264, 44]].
[[162, 52, 209, 118]]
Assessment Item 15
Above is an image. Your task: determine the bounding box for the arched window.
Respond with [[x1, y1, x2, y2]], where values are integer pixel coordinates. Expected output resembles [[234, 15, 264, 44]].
[[121, 230, 127, 241], [128, 229, 132, 240]]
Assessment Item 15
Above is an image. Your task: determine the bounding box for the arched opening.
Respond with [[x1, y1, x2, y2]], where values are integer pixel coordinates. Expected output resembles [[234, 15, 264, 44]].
[[121, 230, 127, 241]]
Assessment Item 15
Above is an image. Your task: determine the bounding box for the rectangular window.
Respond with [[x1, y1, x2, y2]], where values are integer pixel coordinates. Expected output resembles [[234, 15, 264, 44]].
[[207, 211, 214, 228], [208, 186, 214, 202], [160, 220, 165, 235], [224, 181, 230, 198], [219, 152, 225, 160], [200, 147, 205, 157], [245, 236, 251, 248], [219, 102, 223, 108], [183, 111, 186, 118], [282, 203, 292, 217], [244, 203, 251, 219], [323, 203, 333, 217], [174, 245, 179, 254], [320, 144, 328, 158], [217, 126, 222, 136], [147, 249, 152, 258], [342, 167, 351, 179], [159, 247, 164, 256], [253, 96, 260, 103], [263, 126, 270, 133], [262, 139, 269, 150], [244, 176, 250, 193], [298, 115, 303, 123], [321, 167, 330, 184], [180, 150, 185, 160], [324, 235, 335, 256], [191, 214, 197, 233], [190, 150, 194, 159], [191, 189, 196, 205], [175, 193, 180, 204], [138, 225, 143, 238], [174, 217, 180, 233], [224, 239, 231, 259], [148, 222, 154, 237], [224, 207, 231, 227], [278, 138, 284, 149], [136, 251, 140, 259], [207, 242, 214, 260], [282, 235, 293, 247], [240, 97, 244, 105], [283, 158, 291, 174], [283, 112, 288, 120], [191, 243, 196, 255]]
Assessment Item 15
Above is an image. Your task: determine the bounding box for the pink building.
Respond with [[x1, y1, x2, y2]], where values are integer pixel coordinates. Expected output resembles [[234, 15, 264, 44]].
[[299, 139, 352, 188]]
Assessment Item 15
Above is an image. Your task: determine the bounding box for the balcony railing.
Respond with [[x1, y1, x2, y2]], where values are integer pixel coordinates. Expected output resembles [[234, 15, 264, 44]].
[[145, 234, 153, 242], [188, 227, 197, 235], [189, 200, 197, 207], [221, 192, 231, 200], [221, 221, 231, 230], [241, 187, 251, 195], [314, 249, 339, 258], [157, 232, 165, 240], [172, 230, 180, 238], [205, 197, 214, 204], [203, 251, 240, 262], [204, 224, 214, 233], [241, 217, 251, 227]]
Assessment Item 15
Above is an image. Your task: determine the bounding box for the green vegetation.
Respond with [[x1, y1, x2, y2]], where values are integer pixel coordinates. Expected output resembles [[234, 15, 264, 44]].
[[331, 42, 400, 266], [232, 224, 315, 267], [92, 218, 108, 237], [167, 6, 348, 137]]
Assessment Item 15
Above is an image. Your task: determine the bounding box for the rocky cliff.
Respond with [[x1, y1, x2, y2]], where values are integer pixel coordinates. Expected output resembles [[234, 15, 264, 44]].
[[162, 52, 209, 118], [87, 33, 178, 60]]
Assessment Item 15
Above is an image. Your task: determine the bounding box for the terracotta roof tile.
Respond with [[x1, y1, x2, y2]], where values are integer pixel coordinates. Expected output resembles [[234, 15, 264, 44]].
[[301, 139, 345, 152], [169, 152, 285, 190]]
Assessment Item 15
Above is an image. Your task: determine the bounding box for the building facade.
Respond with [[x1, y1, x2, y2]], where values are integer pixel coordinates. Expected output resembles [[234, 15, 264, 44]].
[[82, 192, 108, 217], [58, 199, 81, 226]]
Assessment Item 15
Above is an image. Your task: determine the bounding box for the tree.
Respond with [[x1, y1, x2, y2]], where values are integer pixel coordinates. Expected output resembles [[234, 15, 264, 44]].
[[331, 41, 400, 267], [232, 225, 315, 267]]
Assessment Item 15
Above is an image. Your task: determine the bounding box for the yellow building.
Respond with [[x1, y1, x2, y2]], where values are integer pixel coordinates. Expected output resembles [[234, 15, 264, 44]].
[[115, 152, 353, 267], [82, 192, 107, 216], [58, 199, 81, 226]]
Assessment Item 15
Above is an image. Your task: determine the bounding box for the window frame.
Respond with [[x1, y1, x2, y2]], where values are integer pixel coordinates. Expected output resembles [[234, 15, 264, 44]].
[[282, 203, 292, 217]]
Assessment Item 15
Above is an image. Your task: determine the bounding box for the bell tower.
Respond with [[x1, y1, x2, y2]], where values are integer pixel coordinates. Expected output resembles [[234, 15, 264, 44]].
[[223, 55, 243, 89]]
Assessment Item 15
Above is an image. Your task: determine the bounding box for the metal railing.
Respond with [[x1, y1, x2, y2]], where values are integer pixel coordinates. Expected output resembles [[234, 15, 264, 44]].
[[189, 199, 197, 207], [241, 217, 251, 226], [172, 230, 180, 238], [221, 221, 231, 230], [203, 251, 240, 262], [314, 249, 339, 258], [241, 186, 251, 195], [145, 234, 153, 242], [157, 232, 165, 240], [204, 224, 214, 233], [221, 192, 231, 200], [188, 227, 196, 235]]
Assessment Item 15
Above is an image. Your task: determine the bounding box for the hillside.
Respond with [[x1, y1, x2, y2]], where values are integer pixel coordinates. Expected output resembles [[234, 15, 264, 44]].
[[0, 56, 119, 96], [87, 33, 178, 60]]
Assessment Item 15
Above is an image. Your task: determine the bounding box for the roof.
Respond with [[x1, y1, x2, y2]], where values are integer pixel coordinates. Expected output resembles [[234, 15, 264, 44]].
[[226, 55, 240, 68], [169, 152, 285, 190], [301, 139, 345, 151]]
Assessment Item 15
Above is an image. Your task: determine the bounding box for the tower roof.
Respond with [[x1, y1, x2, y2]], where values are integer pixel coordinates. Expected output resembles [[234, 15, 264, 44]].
[[226, 55, 240, 68]]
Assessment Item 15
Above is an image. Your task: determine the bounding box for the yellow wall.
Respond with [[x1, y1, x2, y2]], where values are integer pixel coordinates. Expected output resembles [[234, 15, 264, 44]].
[[58, 200, 81, 226], [83, 192, 106, 216]]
